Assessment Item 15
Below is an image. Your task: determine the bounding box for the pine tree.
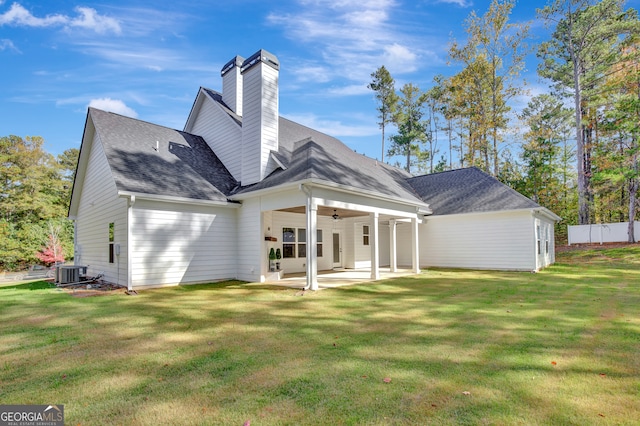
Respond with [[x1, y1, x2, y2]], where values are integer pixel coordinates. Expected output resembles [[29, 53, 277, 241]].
[[368, 66, 399, 163]]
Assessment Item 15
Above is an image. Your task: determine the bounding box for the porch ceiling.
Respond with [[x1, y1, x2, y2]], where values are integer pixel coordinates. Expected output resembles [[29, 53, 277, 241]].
[[277, 206, 369, 218]]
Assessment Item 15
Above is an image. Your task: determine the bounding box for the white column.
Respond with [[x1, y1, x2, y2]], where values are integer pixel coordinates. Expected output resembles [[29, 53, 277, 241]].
[[126, 195, 135, 291], [411, 216, 420, 274], [306, 197, 318, 290], [389, 219, 397, 273], [370, 212, 380, 280]]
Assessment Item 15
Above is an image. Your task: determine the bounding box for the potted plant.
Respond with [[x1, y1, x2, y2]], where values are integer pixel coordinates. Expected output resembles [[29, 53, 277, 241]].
[[269, 248, 276, 272], [275, 248, 282, 270]]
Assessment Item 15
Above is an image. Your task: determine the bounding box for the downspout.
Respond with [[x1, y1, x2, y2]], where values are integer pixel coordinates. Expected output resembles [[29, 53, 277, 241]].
[[73, 220, 78, 265], [127, 195, 135, 292]]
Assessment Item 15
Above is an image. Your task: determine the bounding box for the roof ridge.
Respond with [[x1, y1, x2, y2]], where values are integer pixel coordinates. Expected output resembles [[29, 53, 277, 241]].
[[89, 107, 185, 134]]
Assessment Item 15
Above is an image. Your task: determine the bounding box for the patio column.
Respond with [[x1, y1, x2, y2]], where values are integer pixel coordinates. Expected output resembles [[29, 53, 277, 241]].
[[370, 212, 380, 280], [411, 216, 420, 274], [389, 219, 397, 273], [306, 196, 318, 291]]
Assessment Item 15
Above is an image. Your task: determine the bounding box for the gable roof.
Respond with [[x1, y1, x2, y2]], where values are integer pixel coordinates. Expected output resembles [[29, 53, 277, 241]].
[[88, 108, 238, 202], [408, 167, 544, 216], [194, 88, 428, 208], [233, 117, 427, 206]]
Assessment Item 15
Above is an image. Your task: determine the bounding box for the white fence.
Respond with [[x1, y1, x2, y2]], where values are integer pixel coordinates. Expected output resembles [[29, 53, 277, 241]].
[[568, 221, 640, 245]]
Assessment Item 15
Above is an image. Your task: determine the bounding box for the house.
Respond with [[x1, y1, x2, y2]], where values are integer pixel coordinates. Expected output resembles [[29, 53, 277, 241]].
[[68, 49, 560, 291]]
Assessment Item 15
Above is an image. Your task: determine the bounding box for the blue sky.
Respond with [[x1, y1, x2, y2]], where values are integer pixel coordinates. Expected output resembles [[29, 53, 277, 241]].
[[1, 0, 638, 164]]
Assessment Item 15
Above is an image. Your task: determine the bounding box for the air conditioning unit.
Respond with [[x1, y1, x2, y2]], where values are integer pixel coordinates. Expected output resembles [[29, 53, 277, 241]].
[[56, 266, 86, 284]]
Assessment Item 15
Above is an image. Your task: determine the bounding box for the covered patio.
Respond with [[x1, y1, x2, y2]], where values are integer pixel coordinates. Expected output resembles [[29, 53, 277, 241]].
[[258, 267, 421, 289], [259, 182, 428, 291]]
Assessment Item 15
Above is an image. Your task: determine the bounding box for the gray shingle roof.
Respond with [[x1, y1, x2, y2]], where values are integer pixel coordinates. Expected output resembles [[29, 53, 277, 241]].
[[90, 93, 539, 218], [90, 108, 237, 202], [407, 167, 540, 215], [233, 116, 425, 204]]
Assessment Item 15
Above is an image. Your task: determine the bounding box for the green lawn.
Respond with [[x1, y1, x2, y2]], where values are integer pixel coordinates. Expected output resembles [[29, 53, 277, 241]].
[[1, 247, 639, 425]]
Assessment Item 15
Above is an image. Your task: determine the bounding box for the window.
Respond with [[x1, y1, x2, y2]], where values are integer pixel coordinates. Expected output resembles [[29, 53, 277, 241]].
[[282, 227, 323, 258], [283, 227, 295, 258], [363, 225, 370, 246], [545, 226, 550, 254], [298, 228, 306, 258], [536, 225, 541, 255], [108, 222, 115, 264]]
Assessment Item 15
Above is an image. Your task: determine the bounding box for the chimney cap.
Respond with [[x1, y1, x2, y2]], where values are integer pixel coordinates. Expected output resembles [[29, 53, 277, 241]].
[[241, 49, 279, 73], [221, 55, 245, 77]]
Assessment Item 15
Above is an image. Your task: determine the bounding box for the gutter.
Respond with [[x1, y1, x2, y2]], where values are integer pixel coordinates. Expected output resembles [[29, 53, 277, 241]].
[[117, 191, 241, 208], [232, 178, 431, 212]]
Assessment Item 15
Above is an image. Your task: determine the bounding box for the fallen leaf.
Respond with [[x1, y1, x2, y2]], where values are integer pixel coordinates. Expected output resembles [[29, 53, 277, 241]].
[[506, 310, 512, 313], [383, 377, 392, 383], [551, 361, 557, 366], [361, 375, 368, 378], [462, 391, 471, 395], [599, 373, 606, 377], [333, 343, 337, 347], [598, 414, 605, 418]]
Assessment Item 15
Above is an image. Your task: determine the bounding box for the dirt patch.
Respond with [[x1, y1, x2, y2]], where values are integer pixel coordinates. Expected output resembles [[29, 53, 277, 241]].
[[59, 281, 127, 297], [556, 242, 640, 253]]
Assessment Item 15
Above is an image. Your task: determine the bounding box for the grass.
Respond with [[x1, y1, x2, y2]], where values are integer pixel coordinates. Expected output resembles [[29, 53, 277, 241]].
[[1, 247, 639, 425]]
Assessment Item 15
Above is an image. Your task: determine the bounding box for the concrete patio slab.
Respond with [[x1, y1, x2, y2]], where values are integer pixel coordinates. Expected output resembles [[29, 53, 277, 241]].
[[251, 267, 420, 290]]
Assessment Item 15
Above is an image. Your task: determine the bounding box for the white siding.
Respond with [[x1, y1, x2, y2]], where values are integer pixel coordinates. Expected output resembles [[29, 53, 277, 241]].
[[241, 63, 278, 185], [222, 63, 242, 116], [74, 132, 128, 285], [347, 219, 391, 269], [343, 218, 356, 268], [130, 200, 237, 288], [353, 221, 372, 268], [190, 95, 242, 181], [398, 210, 538, 271], [535, 215, 556, 270], [237, 198, 262, 282], [378, 223, 391, 267]]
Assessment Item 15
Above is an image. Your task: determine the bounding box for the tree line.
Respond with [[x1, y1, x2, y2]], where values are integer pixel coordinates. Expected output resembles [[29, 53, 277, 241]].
[[0, 135, 78, 271], [368, 0, 640, 242]]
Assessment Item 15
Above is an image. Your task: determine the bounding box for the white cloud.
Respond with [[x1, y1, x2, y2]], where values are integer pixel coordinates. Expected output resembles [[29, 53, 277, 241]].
[[434, 0, 473, 6], [268, 0, 423, 87], [0, 3, 121, 34], [327, 84, 370, 96], [72, 41, 215, 73], [291, 64, 332, 83], [382, 43, 418, 72], [88, 98, 137, 118], [69, 7, 121, 34], [0, 38, 20, 52]]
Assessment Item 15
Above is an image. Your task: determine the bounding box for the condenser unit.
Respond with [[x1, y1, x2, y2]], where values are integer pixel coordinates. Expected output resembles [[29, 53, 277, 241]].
[[56, 266, 87, 284]]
